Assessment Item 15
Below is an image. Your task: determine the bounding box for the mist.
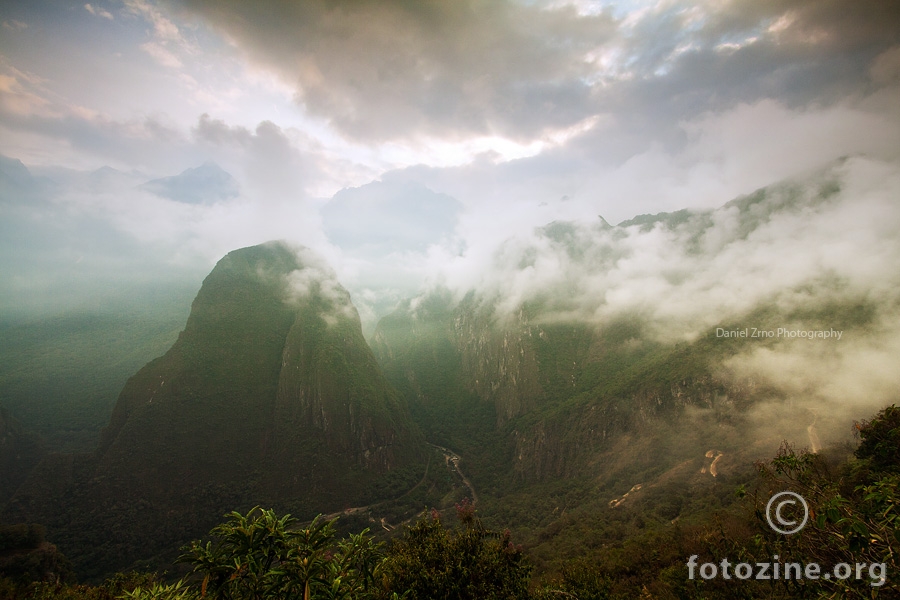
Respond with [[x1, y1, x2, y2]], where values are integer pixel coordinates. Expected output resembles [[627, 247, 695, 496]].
[[393, 155, 900, 451]]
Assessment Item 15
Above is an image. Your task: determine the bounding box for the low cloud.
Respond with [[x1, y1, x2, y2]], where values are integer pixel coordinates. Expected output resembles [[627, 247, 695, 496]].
[[440, 156, 900, 338], [322, 180, 461, 256], [723, 317, 900, 413], [279, 245, 359, 325], [398, 154, 900, 445]]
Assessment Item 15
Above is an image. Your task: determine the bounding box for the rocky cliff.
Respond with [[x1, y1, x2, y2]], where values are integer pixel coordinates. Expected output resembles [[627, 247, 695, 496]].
[[3, 241, 424, 577]]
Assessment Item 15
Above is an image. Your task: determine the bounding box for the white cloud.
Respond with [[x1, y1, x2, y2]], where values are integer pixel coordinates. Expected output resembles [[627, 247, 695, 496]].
[[2, 20, 28, 30], [140, 41, 183, 69], [84, 4, 115, 20], [416, 156, 900, 342], [124, 0, 182, 43]]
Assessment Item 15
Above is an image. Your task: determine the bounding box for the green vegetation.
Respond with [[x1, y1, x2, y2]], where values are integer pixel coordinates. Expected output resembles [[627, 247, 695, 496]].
[[2, 243, 430, 580], [378, 499, 532, 600], [1, 503, 532, 600], [0, 405, 46, 505], [180, 508, 380, 600], [0, 281, 196, 452], [527, 404, 900, 598], [1, 571, 163, 600], [4, 235, 895, 599], [3, 405, 895, 598], [0, 294, 193, 452], [369, 283, 896, 597]]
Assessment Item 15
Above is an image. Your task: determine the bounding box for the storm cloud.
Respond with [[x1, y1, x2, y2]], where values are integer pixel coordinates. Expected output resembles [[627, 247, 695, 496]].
[[162, 0, 900, 146]]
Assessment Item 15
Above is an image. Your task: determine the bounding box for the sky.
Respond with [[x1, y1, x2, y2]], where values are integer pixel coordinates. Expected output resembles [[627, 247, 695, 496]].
[[2, 0, 900, 328]]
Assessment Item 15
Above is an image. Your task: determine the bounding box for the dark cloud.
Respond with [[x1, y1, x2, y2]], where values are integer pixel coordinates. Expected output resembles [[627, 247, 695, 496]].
[[704, 0, 900, 52], [193, 113, 254, 146], [582, 0, 900, 155], [162, 0, 900, 153], [165, 0, 615, 141]]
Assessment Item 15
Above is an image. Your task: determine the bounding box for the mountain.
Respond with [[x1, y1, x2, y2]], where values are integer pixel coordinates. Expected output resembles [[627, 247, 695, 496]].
[[0, 155, 34, 195], [0, 154, 54, 206], [370, 160, 896, 574], [372, 290, 743, 489], [4, 158, 894, 584], [2, 241, 425, 577], [139, 162, 239, 204]]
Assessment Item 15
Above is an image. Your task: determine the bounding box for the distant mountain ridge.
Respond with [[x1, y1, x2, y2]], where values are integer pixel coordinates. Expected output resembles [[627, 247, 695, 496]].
[[139, 162, 239, 204]]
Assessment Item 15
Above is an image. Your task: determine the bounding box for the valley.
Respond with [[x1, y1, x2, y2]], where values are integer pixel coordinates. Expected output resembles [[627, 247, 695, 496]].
[[2, 1, 898, 595], [1, 161, 898, 596]]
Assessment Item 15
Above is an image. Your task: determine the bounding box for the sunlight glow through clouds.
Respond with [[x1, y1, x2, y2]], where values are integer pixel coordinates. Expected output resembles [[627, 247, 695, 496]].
[[1, 0, 898, 325], [373, 114, 605, 171]]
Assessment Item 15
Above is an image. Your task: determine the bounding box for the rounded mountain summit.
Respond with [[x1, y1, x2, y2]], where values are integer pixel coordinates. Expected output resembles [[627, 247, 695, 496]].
[[4, 241, 425, 577]]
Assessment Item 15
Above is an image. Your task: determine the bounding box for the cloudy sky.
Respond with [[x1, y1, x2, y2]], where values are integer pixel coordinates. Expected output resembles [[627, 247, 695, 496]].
[[2, 0, 900, 326]]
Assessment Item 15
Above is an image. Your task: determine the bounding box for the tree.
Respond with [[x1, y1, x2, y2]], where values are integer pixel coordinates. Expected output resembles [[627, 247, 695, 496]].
[[376, 499, 532, 600], [180, 507, 382, 600], [743, 406, 900, 598], [855, 404, 900, 474]]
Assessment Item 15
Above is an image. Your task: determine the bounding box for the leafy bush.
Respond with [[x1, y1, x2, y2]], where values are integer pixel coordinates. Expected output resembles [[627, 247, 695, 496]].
[[0, 571, 159, 600], [376, 499, 532, 600], [855, 404, 900, 474], [180, 507, 382, 600]]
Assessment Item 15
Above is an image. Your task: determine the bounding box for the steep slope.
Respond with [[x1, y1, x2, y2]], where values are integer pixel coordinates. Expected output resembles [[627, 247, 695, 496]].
[[371, 159, 898, 573], [3, 241, 424, 578], [372, 294, 751, 488]]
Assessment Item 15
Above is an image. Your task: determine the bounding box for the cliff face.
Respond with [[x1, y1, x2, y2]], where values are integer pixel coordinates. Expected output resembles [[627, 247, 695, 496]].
[[370, 162, 868, 490], [452, 302, 543, 425], [371, 293, 545, 432], [4, 242, 423, 577], [372, 291, 769, 486], [95, 243, 418, 495], [270, 266, 414, 488]]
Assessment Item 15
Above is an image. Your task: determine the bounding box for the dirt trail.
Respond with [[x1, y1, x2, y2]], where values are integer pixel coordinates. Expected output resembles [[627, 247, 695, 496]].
[[320, 455, 431, 522], [319, 442, 479, 525], [427, 443, 478, 505]]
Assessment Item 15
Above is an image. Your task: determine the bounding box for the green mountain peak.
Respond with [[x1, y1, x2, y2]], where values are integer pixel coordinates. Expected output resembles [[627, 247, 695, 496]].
[[5, 241, 423, 577]]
